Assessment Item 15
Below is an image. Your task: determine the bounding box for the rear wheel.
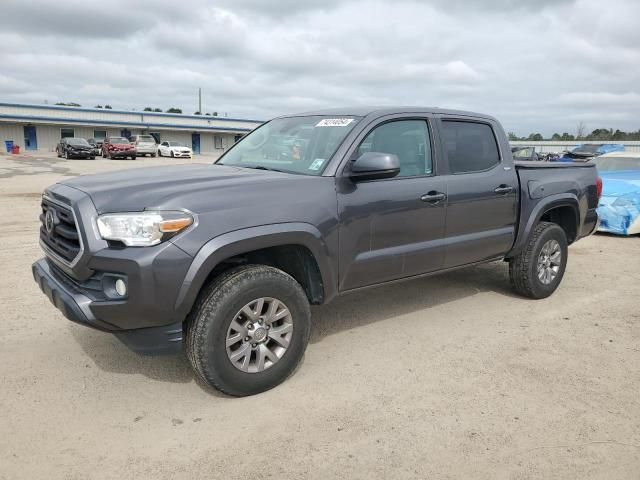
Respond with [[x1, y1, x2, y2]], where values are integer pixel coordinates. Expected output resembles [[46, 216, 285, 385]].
[[186, 265, 311, 396], [509, 222, 568, 299]]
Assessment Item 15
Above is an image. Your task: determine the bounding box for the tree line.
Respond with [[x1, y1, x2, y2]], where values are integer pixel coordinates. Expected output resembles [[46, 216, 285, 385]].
[[509, 123, 640, 142], [52, 102, 220, 116]]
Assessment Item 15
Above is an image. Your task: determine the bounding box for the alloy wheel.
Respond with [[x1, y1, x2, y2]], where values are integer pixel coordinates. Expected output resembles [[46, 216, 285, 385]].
[[225, 297, 294, 373], [537, 239, 561, 285]]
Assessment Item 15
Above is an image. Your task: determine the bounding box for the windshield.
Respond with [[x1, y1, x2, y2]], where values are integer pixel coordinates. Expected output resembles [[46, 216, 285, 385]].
[[217, 115, 361, 175], [572, 144, 601, 154], [592, 157, 640, 171], [68, 138, 90, 146], [138, 136, 156, 142], [169, 142, 184, 147], [110, 137, 129, 143]]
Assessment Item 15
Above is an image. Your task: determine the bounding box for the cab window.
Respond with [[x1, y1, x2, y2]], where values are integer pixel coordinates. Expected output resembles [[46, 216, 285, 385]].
[[357, 120, 432, 177]]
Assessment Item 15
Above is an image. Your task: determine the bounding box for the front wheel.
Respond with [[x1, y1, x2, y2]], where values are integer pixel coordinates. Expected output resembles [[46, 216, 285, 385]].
[[509, 222, 568, 299], [157, 150, 162, 157], [170, 150, 175, 158], [186, 265, 311, 396]]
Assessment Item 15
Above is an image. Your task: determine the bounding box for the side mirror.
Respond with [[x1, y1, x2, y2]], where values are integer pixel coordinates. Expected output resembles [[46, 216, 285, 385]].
[[349, 152, 400, 181]]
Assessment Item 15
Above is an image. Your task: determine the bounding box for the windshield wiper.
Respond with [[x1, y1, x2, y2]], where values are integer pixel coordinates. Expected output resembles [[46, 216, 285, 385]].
[[242, 165, 287, 173]]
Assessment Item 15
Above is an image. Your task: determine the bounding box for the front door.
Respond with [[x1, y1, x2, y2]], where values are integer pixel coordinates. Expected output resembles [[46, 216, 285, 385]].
[[191, 133, 201, 154], [23, 126, 37, 150], [338, 118, 446, 291], [437, 118, 518, 268]]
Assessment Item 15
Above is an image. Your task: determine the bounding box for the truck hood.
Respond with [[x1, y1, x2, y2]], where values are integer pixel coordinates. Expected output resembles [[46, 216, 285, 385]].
[[59, 164, 301, 213]]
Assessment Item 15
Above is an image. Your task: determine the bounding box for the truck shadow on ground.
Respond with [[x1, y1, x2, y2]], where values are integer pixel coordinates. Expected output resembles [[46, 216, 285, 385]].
[[71, 261, 515, 386]]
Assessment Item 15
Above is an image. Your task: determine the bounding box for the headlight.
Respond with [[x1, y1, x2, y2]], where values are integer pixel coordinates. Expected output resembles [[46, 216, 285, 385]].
[[96, 211, 194, 246]]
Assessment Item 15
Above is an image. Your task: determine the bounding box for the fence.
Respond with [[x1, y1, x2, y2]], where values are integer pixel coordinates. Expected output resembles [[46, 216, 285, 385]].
[[510, 141, 640, 153]]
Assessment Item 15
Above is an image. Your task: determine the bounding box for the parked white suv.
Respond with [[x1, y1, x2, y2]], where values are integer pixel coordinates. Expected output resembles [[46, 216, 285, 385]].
[[130, 135, 158, 157]]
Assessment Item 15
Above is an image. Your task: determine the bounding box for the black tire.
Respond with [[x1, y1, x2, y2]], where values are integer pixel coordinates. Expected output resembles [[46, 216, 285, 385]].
[[56, 148, 61, 158], [90, 156, 95, 160], [186, 265, 311, 396], [509, 222, 568, 299], [158, 150, 162, 157], [151, 153, 156, 157], [170, 150, 175, 158], [131, 155, 137, 160]]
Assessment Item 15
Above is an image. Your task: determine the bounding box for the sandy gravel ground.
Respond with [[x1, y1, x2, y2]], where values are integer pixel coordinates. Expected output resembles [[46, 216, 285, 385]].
[[0, 153, 638, 479]]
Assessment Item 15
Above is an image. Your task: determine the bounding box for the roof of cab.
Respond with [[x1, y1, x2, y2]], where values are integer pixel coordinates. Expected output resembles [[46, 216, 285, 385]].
[[278, 106, 497, 122]]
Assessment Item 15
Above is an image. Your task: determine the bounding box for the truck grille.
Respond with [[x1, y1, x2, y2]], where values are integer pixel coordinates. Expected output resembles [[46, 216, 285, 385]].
[[40, 196, 82, 264]]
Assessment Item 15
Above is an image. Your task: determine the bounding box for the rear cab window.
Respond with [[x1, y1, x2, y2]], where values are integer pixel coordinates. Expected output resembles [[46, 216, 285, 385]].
[[441, 120, 500, 174]]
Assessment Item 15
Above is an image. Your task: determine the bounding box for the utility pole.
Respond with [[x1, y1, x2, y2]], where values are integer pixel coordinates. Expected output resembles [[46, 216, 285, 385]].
[[198, 88, 202, 114]]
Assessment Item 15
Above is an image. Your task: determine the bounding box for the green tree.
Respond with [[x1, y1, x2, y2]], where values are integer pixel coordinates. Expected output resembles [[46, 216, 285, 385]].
[[194, 111, 202, 115], [94, 105, 103, 109], [166, 107, 182, 114], [507, 132, 519, 141], [143, 107, 153, 112], [551, 133, 561, 141], [104, 105, 112, 109]]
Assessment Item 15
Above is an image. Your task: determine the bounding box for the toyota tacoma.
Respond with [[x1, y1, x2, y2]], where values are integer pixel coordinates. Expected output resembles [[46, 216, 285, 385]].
[[32, 107, 600, 396]]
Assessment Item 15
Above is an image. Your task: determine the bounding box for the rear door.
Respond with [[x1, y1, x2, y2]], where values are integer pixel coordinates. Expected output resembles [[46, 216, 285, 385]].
[[436, 117, 518, 267], [337, 116, 447, 291]]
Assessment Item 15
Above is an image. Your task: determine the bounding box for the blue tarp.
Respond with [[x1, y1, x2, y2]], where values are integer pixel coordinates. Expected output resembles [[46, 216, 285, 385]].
[[597, 170, 640, 235]]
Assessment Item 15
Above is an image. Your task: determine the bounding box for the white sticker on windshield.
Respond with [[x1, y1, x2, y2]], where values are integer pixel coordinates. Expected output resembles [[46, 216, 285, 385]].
[[309, 158, 325, 171], [316, 118, 354, 127]]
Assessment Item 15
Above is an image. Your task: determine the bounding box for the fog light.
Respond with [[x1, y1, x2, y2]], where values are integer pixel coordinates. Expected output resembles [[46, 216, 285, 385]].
[[115, 279, 127, 296]]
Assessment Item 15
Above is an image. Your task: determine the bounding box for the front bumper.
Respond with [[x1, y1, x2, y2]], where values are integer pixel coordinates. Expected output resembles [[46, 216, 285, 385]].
[[31, 183, 195, 354], [68, 150, 93, 158], [108, 150, 136, 158], [33, 258, 184, 354], [172, 151, 193, 158]]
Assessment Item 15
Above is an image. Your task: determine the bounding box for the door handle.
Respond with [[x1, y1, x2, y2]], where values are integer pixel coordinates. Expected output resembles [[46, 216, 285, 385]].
[[494, 185, 515, 195], [420, 191, 446, 203]]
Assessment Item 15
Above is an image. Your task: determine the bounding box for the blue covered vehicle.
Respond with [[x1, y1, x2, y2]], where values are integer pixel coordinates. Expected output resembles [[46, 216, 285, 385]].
[[592, 152, 640, 235], [560, 143, 625, 162]]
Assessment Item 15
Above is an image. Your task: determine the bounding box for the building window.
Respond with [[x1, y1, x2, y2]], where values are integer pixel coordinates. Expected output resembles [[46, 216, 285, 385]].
[[93, 130, 107, 140], [214, 135, 223, 149], [60, 128, 75, 139]]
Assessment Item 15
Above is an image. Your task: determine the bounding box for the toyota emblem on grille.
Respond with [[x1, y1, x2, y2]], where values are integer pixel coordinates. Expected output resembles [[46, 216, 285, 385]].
[[45, 210, 55, 234]]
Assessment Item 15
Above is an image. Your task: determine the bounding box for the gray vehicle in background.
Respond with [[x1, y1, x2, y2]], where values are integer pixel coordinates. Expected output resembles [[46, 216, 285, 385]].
[[32, 107, 600, 396], [129, 134, 158, 157]]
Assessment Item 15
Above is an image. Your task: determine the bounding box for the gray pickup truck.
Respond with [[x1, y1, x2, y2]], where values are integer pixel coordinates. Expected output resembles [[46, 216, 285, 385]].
[[32, 107, 600, 396]]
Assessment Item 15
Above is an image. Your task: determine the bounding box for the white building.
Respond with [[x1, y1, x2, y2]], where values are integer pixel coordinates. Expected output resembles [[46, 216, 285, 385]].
[[0, 102, 263, 154]]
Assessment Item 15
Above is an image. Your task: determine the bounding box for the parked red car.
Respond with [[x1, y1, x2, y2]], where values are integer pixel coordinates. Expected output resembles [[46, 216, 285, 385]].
[[102, 136, 136, 160]]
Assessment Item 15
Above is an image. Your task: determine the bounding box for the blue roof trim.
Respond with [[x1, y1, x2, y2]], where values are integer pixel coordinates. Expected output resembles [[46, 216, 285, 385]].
[[0, 102, 264, 124], [0, 114, 255, 133]]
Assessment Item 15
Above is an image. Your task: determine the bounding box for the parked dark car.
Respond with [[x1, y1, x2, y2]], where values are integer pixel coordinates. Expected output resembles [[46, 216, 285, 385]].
[[87, 138, 103, 157], [56, 138, 95, 159], [102, 136, 136, 159], [32, 107, 600, 396], [559, 143, 624, 162]]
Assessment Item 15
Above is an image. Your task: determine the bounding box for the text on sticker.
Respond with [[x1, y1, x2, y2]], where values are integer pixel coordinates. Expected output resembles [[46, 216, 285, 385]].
[[316, 118, 354, 127]]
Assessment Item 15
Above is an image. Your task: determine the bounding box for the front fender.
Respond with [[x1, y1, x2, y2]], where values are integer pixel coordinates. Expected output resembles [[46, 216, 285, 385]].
[[173, 222, 337, 317]]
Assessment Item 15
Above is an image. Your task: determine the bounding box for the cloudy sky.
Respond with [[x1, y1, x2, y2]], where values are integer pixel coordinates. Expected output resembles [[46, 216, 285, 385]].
[[2, 0, 639, 136]]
